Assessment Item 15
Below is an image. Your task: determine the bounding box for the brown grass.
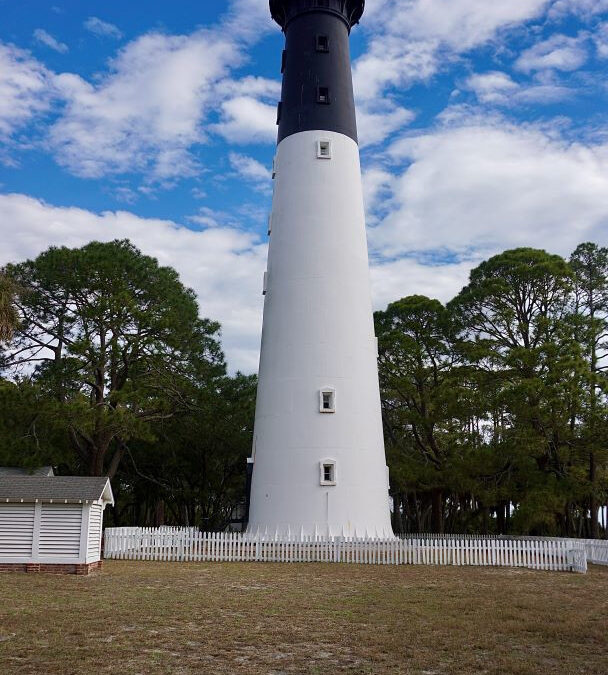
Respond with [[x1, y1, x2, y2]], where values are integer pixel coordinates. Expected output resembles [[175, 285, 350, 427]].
[[0, 561, 607, 674]]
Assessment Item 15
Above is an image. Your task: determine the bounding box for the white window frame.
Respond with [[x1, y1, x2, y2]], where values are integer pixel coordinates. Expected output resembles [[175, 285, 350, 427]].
[[320, 459, 337, 486], [317, 139, 332, 159], [319, 388, 336, 413]]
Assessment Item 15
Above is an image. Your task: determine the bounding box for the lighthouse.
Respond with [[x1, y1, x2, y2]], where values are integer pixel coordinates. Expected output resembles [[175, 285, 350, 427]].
[[247, 0, 393, 538]]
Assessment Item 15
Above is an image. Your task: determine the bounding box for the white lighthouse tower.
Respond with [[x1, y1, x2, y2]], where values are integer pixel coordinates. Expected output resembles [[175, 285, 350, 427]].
[[247, 0, 393, 538]]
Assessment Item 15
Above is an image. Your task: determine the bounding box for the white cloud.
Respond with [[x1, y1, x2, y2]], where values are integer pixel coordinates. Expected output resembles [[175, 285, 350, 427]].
[[594, 22, 608, 59], [84, 17, 123, 40], [0, 43, 51, 142], [356, 0, 552, 99], [549, 0, 608, 20], [211, 76, 279, 145], [353, 38, 438, 101], [357, 101, 416, 147], [28, 0, 277, 181], [0, 193, 267, 373], [33, 29, 68, 54], [515, 34, 588, 72], [49, 31, 239, 179], [465, 70, 570, 105], [229, 152, 271, 192], [362, 167, 395, 222], [370, 257, 475, 309], [368, 0, 550, 50], [221, 0, 275, 44], [223, 76, 281, 99], [465, 71, 520, 104], [214, 96, 277, 144], [370, 120, 608, 260]]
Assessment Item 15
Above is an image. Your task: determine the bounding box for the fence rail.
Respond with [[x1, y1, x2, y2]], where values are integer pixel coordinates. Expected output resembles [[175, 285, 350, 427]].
[[104, 529, 588, 573]]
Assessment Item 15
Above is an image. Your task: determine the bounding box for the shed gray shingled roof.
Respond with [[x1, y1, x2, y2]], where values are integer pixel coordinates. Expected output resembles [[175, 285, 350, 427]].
[[0, 476, 113, 503], [0, 466, 54, 476]]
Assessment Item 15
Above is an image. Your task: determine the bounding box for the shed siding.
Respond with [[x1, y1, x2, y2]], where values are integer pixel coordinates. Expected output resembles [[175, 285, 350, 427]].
[[87, 504, 103, 562], [39, 504, 82, 558], [0, 504, 35, 557]]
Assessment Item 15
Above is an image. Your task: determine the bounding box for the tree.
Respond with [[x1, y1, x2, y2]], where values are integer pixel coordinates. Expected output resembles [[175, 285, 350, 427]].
[[449, 248, 585, 534], [570, 243, 608, 537], [0, 272, 20, 345], [375, 295, 473, 533], [115, 373, 257, 529], [2, 240, 225, 478]]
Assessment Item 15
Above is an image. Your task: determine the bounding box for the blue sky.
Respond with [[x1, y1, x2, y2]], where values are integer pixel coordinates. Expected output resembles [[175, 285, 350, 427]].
[[1, 0, 608, 372]]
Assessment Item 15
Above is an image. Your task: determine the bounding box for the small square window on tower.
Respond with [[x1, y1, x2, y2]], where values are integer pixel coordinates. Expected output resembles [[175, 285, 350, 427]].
[[319, 388, 336, 413], [316, 34, 329, 52], [320, 459, 337, 486], [317, 140, 332, 159], [317, 86, 330, 104]]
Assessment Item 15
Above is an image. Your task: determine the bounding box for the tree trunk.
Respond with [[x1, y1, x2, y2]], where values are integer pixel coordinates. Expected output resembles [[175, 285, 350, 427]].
[[481, 505, 489, 535], [411, 491, 421, 533], [392, 493, 403, 535], [431, 488, 443, 533], [497, 504, 505, 535], [154, 500, 165, 527], [590, 451, 599, 538]]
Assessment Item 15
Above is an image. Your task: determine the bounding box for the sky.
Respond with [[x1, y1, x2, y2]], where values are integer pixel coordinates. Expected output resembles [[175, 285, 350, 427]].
[[1, 0, 608, 373]]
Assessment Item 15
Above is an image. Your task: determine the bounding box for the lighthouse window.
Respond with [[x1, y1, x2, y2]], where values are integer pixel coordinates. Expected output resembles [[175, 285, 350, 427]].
[[316, 35, 329, 52], [320, 388, 336, 413], [317, 87, 330, 104], [320, 460, 337, 486], [317, 140, 332, 159]]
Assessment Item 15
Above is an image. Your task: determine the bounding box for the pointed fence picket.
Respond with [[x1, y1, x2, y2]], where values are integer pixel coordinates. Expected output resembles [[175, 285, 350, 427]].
[[103, 528, 590, 573]]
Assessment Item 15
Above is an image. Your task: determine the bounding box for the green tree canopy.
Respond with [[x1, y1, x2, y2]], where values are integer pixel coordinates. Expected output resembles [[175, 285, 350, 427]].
[[2, 239, 225, 477]]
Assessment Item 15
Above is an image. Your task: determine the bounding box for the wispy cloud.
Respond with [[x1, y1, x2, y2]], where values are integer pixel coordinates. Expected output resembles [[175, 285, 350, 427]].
[[229, 152, 271, 193], [0, 44, 52, 142], [515, 33, 589, 73], [84, 17, 123, 40], [465, 70, 571, 106], [355, 0, 552, 100], [549, 0, 608, 20], [33, 28, 68, 54]]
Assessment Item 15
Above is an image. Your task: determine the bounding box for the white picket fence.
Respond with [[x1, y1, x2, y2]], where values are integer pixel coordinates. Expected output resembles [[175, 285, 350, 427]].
[[104, 529, 588, 573], [402, 533, 608, 567], [568, 539, 608, 566]]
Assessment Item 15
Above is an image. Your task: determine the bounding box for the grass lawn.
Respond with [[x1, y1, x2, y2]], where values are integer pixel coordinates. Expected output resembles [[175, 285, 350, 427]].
[[0, 561, 607, 674]]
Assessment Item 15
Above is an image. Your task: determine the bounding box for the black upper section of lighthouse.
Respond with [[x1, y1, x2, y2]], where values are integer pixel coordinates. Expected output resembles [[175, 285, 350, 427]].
[[270, 0, 364, 144], [270, 0, 364, 31]]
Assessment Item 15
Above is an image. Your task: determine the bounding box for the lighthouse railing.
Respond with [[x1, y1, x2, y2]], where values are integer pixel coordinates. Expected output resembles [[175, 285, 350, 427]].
[[103, 528, 593, 573]]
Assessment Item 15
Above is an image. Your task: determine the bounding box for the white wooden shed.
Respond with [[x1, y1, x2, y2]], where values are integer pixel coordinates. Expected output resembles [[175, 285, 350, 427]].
[[0, 476, 114, 575]]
